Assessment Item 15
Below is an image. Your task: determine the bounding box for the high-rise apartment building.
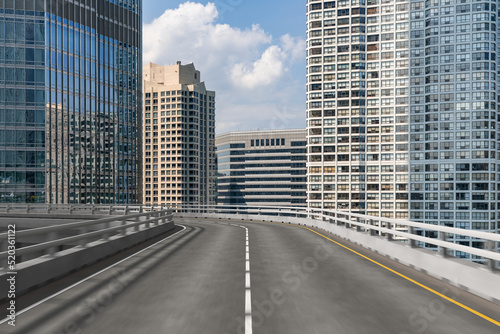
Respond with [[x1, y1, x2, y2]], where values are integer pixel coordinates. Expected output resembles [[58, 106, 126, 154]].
[[0, 0, 142, 204], [306, 0, 498, 260], [216, 129, 307, 207], [142, 62, 216, 206]]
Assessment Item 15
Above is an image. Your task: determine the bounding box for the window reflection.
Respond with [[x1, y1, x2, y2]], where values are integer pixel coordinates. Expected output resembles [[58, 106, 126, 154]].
[[0, 1, 141, 204]]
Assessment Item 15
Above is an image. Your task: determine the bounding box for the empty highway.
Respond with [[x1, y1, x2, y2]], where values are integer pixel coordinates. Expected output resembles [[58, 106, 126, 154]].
[[1, 218, 499, 334]]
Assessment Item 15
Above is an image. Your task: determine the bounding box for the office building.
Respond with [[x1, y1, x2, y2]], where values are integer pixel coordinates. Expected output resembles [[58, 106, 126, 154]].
[[142, 62, 216, 206], [216, 129, 307, 207], [0, 0, 142, 203], [306, 0, 498, 259]]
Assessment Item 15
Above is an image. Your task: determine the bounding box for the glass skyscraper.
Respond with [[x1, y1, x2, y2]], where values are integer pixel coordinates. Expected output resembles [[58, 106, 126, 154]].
[[0, 0, 141, 204], [306, 0, 499, 261]]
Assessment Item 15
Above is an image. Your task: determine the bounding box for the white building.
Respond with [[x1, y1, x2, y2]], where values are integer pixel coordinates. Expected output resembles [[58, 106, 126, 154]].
[[306, 0, 498, 261], [216, 129, 307, 207]]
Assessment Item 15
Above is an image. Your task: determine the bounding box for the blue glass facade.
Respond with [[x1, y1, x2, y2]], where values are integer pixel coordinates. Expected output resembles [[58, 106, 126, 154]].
[[0, 0, 141, 203]]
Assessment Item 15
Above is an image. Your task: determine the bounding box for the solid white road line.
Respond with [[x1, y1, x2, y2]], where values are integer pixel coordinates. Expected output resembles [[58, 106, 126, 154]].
[[200, 221, 254, 334], [0, 225, 187, 325]]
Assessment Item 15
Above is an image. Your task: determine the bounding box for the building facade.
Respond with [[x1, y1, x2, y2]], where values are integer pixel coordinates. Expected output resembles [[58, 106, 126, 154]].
[[142, 62, 216, 206], [0, 0, 142, 204], [216, 129, 307, 207], [306, 0, 499, 260]]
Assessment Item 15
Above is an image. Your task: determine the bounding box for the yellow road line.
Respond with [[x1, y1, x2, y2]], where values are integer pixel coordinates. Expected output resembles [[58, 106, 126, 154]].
[[185, 217, 500, 327], [297, 225, 500, 328]]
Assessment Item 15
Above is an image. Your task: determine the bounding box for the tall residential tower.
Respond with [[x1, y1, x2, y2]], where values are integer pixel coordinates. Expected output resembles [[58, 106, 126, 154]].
[[142, 62, 216, 206], [306, 0, 498, 259], [0, 0, 142, 204]]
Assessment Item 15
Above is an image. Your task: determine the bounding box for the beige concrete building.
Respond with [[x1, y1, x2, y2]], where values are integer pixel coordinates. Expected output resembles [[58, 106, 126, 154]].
[[142, 62, 216, 206]]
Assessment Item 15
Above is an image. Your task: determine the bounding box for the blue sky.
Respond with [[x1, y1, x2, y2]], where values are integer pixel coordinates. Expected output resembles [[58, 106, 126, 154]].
[[142, 1, 306, 133], [144, 0, 305, 38]]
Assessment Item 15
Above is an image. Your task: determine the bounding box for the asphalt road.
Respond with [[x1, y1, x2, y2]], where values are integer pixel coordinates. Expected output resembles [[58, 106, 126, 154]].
[[1, 219, 499, 334]]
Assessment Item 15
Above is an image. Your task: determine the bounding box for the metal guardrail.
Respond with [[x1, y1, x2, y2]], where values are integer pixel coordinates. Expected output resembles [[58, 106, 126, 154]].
[[0, 207, 173, 269], [173, 204, 500, 269], [1, 203, 498, 269], [0, 204, 169, 215]]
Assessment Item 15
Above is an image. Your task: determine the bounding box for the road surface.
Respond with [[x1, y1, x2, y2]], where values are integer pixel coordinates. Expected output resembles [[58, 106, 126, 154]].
[[1, 218, 499, 334]]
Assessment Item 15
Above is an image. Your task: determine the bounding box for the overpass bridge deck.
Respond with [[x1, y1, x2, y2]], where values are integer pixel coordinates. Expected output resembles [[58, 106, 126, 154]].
[[0, 218, 499, 334]]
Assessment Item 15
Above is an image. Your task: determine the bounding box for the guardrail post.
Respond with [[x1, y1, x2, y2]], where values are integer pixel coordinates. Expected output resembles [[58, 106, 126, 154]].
[[46, 204, 51, 214], [69, 205, 73, 214], [278, 209, 281, 217], [369, 219, 375, 236], [26, 204, 30, 213], [108, 205, 113, 215], [135, 214, 141, 231], [344, 215, 349, 228], [487, 241, 497, 271], [102, 222, 110, 241], [408, 226, 417, 248], [5, 204, 10, 213], [79, 227, 88, 247], [46, 231, 58, 256], [386, 222, 393, 241], [91, 204, 95, 215], [356, 218, 362, 232], [439, 231, 448, 257], [125, 206, 129, 216], [121, 219, 127, 236]]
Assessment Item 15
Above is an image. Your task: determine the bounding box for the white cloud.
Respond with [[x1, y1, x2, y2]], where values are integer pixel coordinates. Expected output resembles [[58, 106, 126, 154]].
[[143, 2, 305, 133], [230, 45, 285, 89], [280, 34, 306, 62]]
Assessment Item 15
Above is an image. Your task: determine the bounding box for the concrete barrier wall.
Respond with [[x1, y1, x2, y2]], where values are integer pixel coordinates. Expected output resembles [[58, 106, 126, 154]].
[[178, 213, 500, 304], [0, 221, 174, 301]]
